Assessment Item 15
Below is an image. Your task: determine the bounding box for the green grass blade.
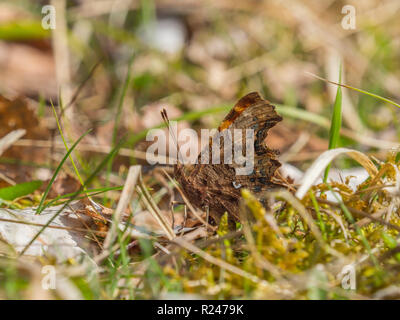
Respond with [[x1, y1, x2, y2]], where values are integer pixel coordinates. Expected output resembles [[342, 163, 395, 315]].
[[324, 66, 342, 182], [309, 190, 327, 241], [52, 100, 86, 190], [20, 136, 126, 256], [276, 105, 330, 128], [0, 20, 49, 41], [41, 186, 123, 211], [0, 181, 42, 201], [35, 128, 92, 215], [308, 72, 400, 109]]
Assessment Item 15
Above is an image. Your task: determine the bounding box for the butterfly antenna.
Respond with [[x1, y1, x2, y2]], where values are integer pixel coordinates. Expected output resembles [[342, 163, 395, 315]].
[[161, 108, 184, 165], [161, 108, 170, 127]]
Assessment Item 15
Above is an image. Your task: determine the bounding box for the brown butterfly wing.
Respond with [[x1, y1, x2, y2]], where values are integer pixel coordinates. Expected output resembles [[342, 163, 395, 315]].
[[227, 93, 284, 192], [175, 92, 284, 222]]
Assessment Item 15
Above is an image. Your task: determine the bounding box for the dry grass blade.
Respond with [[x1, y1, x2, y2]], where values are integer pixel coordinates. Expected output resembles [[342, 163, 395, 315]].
[[0, 129, 26, 156], [13, 139, 163, 162], [103, 165, 141, 249], [138, 177, 175, 240], [51, 0, 72, 120], [296, 148, 378, 199], [0, 216, 106, 236]]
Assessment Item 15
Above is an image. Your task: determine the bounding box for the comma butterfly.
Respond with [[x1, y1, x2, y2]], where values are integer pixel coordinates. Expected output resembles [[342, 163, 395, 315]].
[[173, 92, 287, 223]]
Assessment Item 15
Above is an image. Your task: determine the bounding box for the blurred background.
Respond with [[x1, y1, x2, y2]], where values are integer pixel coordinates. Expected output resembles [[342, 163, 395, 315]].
[[0, 0, 399, 186]]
